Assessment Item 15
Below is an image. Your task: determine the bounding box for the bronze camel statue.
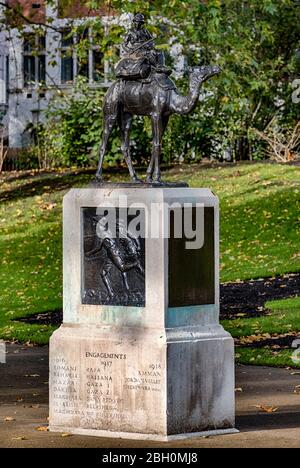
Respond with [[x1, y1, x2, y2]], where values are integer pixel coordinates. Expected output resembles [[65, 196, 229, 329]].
[[96, 65, 220, 184]]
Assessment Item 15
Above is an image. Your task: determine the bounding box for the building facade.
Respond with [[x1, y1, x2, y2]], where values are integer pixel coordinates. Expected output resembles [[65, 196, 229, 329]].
[[0, 1, 186, 160], [0, 0, 113, 153]]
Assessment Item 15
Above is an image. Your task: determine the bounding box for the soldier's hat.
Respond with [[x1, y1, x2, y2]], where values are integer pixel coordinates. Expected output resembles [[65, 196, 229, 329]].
[[133, 13, 146, 24]]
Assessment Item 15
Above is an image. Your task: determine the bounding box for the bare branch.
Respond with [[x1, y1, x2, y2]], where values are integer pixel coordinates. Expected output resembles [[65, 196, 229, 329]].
[[252, 120, 300, 162], [0, 1, 59, 32]]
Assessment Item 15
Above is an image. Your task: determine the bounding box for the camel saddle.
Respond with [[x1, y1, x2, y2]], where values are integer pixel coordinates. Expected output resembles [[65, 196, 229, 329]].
[[115, 57, 151, 80], [115, 57, 176, 91]]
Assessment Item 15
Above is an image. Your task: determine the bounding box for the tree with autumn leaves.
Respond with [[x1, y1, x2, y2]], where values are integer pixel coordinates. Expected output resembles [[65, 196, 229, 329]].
[[1, 0, 300, 165]]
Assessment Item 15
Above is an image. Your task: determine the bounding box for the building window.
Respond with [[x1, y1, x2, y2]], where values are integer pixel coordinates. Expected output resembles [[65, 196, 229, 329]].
[[91, 29, 104, 82], [60, 28, 104, 85], [77, 27, 89, 79], [61, 29, 75, 83], [92, 50, 104, 82], [23, 34, 46, 87]]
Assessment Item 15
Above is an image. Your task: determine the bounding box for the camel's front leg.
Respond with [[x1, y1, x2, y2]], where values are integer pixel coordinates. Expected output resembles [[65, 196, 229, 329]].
[[147, 115, 168, 184]]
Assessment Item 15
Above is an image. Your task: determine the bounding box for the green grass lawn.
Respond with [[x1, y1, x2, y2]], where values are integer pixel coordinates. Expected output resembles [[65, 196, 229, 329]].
[[223, 296, 300, 368], [222, 296, 300, 339], [0, 162, 299, 347]]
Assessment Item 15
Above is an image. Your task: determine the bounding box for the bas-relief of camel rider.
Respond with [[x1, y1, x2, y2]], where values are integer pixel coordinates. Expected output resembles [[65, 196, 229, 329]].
[[85, 217, 144, 299], [115, 13, 171, 81]]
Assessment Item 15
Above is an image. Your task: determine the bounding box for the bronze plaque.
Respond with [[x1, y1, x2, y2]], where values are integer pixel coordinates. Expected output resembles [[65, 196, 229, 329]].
[[168, 207, 215, 307], [82, 207, 145, 307]]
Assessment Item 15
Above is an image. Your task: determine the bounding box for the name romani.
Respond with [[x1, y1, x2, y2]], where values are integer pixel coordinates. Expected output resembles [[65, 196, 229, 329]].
[[85, 352, 127, 360]]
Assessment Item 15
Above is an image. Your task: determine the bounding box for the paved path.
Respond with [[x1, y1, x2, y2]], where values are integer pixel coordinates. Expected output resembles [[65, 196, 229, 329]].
[[0, 343, 299, 448]]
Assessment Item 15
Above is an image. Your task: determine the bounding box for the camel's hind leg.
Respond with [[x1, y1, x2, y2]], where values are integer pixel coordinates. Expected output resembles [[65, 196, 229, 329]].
[[95, 113, 117, 181], [119, 111, 141, 183], [96, 83, 119, 181], [147, 115, 168, 184]]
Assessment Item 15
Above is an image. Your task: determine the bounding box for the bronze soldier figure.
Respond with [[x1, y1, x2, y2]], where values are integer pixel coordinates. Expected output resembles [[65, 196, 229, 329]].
[[115, 13, 171, 81], [123, 13, 153, 54]]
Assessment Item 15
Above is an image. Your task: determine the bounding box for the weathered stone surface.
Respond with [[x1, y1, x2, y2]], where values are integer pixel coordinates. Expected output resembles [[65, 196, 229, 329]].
[[166, 327, 235, 435], [49, 187, 236, 439], [50, 322, 234, 438], [50, 325, 166, 436]]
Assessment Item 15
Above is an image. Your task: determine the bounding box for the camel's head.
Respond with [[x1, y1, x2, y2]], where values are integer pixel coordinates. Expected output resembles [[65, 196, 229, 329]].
[[189, 65, 221, 84]]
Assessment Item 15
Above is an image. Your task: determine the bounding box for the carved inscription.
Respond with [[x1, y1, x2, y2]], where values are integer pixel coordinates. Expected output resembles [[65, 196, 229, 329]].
[[124, 363, 162, 392], [51, 351, 163, 427], [52, 357, 80, 415]]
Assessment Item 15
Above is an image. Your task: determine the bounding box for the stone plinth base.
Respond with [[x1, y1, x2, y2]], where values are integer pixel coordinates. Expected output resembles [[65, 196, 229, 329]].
[[49, 321, 235, 439], [49, 426, 238, 442], [49, 187, 237, 439]]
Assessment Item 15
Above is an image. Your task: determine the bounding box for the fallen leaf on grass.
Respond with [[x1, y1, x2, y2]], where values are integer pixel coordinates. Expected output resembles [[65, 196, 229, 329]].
[[4, 417, 15, 422], [253, 405, 279, 413], [239, 333, 272, 345], [41, 203, 57, 211], [36, 426, 48, 432], [24, 342, 34, 348]]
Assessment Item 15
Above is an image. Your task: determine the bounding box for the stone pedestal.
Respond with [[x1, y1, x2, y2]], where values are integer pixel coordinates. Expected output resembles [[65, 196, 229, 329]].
[[49, 187, 237, 440]]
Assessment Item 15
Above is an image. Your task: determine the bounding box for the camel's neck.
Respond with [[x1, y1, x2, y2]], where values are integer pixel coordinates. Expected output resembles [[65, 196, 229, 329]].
[[169, 76, 202, 115]]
